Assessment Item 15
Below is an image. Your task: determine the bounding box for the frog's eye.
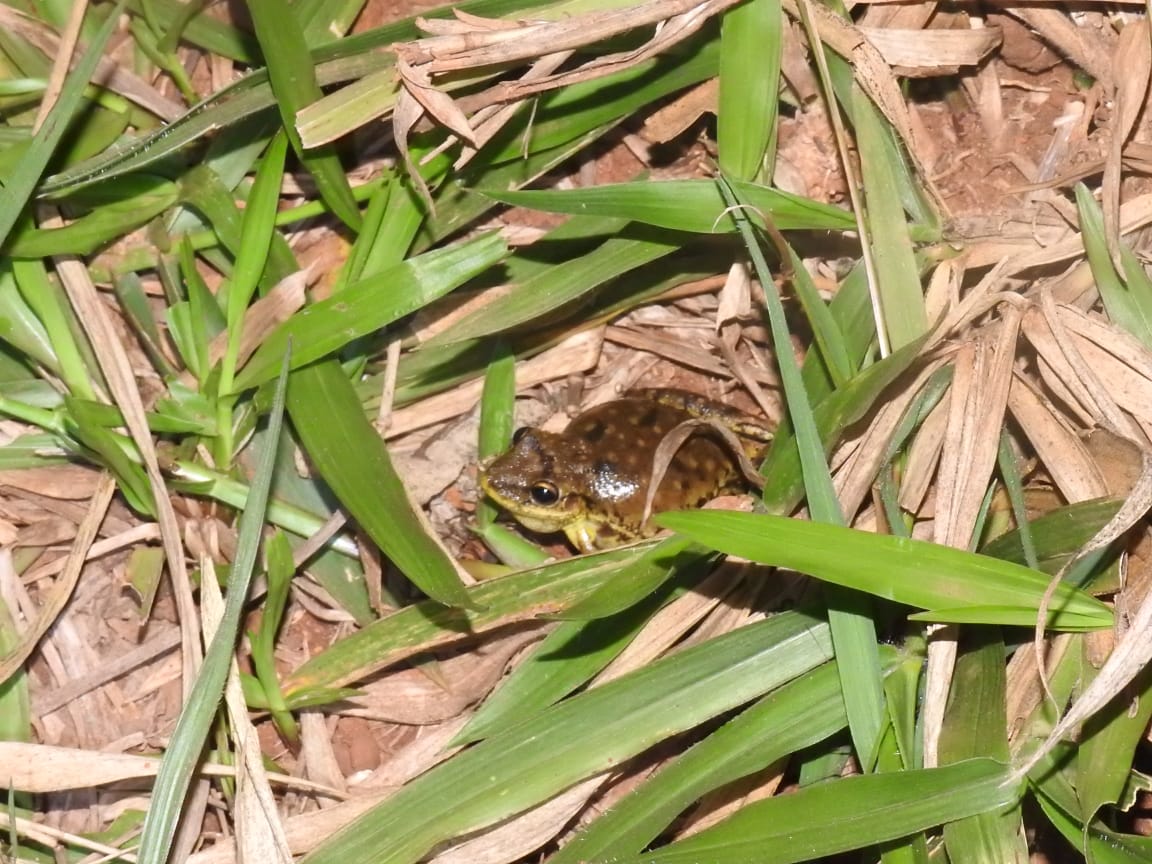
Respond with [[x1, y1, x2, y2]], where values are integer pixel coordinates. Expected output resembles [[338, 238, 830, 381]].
[[529, 480, 560, 506], [512, 427, 531, 445]]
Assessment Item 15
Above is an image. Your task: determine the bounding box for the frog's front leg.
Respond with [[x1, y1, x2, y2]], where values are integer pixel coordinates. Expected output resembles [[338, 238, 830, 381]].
[[565, 522, 603, 555]]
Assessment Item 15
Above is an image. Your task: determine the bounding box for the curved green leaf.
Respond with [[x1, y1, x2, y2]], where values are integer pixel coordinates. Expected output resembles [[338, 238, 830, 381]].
[[232, 232, 506, 393], [656, 511, 1113, 631], [481, 179, 856, 233], [620, 759, 1020, 864]]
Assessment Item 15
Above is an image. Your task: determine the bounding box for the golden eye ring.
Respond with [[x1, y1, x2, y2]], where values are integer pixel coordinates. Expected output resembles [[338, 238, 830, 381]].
[[529, 480, 560, 505]]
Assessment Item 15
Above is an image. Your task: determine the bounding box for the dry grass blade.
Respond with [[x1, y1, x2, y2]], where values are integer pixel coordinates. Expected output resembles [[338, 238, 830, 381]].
[[53, 251, 201, 687], [858, 25, 1001, 75]]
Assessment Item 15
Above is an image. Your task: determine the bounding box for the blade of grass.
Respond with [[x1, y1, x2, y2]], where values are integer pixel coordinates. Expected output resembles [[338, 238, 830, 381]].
[[550, 659, 854, 864], [0, 0, 127, 250], [286, 544, 660, 691], [938, 629, 1026, 863], [617, 759, 1020, 864], [656, 511, 1113, 631], [246, 0, 361, 229], [453, 573, 683, 746], [300, 612, 833, 864], [424, 233, 678, 347], [475, 342, 517, 533], [7, 177, 179, 257], [232, 231, 506, 392], [1076, 182, 1152, 349], [717, 0, 780, 182], [719, 175, 886, 769], [853, 85, 927, 350], [287, 361, 475, 608], [135, 350, 290, 864], [219, 130, 288, 396], [484, 179, 856, 234]]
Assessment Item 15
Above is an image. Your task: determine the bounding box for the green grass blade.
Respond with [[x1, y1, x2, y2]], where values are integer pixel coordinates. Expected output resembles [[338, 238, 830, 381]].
[[246, 0, 361, 228], [482, 179, 856, 233], [1076, 183, 1152, 349], [135, 348, 290, 864], [232, 232, 506, 392], [719, 175, 885, 769], [938, 631, 1026, 863], [620, 759, 1020, 864], [220, 130, 288, 392], [551, 660, 852, 864], [8, 177, 179, 257], [300, 612, 833, 864], [853, 85, 927, 350], [789, 247, 853, 387], [287, 362, 473, 608], [454, 578, 679, 746], [285, 546, 652, 691], [0, 0, 127, 250], [1075, 663, 1152, 822], [425, 233, 678, 347], [558, 538, 709, 620], [657, 512, 1113, 630], [0, 263, 63, 376], [760, 333, 928, 514], [717, 0, 780, 182], [475, 342, 516, 533]]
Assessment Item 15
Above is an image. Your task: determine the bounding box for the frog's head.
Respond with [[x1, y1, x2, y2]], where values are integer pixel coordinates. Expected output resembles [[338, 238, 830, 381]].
[[479, 426, 596, 535]]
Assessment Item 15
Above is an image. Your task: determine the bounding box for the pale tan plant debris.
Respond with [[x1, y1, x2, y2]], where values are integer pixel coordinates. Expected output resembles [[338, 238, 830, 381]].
[[642, 79, 720, 145], [606, 325, 777, 386], [923, 314, 1020, 767], [1006, 6, 1114, 91], [0, 465, 103, 500], [898, 393, 948, 517], [1103, 21, 1150, 253], [678, 760, 786, 838], [0, 741, 344, 795], [1015, 448, 1152, 781], [1007, 375, 1108, 502], [300, 712, 348, 805], [0, 474, 114, 683], [33, 629, 181, 715], [187, 790, 391, 864], [858, 25, 1001, 76], [836, 358, 948, 519], [0, 809, 137, 862]]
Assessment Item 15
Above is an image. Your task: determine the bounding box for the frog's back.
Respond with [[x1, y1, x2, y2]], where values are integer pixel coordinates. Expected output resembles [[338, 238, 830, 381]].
[[567, 398, 744, 538]]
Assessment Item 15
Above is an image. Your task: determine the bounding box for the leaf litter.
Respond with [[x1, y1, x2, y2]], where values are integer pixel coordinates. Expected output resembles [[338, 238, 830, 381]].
[[6, 0, 1152, 861]]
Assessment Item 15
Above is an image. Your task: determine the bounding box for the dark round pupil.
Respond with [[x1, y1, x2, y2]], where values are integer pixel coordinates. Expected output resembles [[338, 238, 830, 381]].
[[530, 481, 560, 505]]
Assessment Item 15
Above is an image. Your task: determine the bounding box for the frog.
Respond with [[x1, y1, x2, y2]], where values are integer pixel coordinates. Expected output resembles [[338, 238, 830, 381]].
[[478, 389, 773, 553]]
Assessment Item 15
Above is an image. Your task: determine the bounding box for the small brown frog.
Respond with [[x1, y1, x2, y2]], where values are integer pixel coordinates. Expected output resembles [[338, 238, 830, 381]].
[[479, 389, 772, 553]]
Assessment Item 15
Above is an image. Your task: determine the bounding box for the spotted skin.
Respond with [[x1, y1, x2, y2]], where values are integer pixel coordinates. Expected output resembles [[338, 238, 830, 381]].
[[479, 390, 771, 553]]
